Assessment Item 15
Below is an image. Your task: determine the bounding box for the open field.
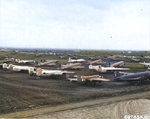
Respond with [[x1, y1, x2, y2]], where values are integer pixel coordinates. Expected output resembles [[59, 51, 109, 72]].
[[0, 50, 150, 118]]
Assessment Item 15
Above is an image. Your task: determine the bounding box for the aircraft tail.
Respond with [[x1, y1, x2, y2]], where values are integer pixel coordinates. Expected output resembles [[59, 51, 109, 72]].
[[68, 57, 71, 62]]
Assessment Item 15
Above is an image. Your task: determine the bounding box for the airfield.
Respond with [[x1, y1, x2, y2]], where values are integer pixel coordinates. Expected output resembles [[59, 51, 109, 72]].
[[0, 49, 150, 118]]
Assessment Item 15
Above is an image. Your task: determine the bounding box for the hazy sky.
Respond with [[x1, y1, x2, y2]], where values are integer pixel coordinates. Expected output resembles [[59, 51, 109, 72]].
[[0, 0, 149, 50]]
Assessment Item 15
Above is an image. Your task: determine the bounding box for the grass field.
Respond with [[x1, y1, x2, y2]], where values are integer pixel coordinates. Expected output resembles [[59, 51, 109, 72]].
[[0, 51, 68, 65], [78, 50, 150, 57]]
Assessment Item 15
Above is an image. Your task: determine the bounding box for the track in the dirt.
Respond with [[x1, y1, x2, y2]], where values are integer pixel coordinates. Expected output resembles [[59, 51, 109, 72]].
[[34, 99, 150, 119]]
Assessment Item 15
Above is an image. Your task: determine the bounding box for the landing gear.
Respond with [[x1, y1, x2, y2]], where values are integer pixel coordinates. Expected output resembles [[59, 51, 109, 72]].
[[62, 74, 66, 79]]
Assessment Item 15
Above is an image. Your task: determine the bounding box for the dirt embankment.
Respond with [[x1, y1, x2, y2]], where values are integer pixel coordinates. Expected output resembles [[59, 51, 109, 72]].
[[0, 91, 150, 118], [35, 99, 150, 119]]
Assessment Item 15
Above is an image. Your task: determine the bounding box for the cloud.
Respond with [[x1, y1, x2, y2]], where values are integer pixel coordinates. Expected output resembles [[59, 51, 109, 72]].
[[0, 0, 149, 50]]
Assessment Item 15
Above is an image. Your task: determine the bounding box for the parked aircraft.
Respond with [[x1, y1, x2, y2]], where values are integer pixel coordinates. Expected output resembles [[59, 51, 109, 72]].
[[87, 59, 104, 65], [114, 71, 150, 85], [0, 58, 14, 63], [3, 63, 30, 72], [110, 61, 125, 67], [68, 57, 85, 63], [35, 60, 59, 67], [101, 58, 114, 66], [15, 59, 35, 64], [67, 75, 110, 84], [58, 63, 85, 70], [139, 62, 150, 68], [28, 67, 72, 79], [89, 65, 130, 73], [79, 75, 110, 84], [130, 58, 141, 62], [108, 55, 121, 60]]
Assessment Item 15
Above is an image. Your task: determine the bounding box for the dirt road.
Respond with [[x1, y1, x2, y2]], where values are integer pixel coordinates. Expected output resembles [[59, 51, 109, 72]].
[[35, 99, 150, 119], [0, 91, 150, 118]]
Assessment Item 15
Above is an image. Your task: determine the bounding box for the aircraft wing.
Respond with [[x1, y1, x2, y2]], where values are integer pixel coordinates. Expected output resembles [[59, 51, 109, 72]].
[[80, 75, 110, 82], [41, 60, 58, 65], [115, 77, 141, 81], [100, 67, 130, 72], [88, 78, 110, 82], [61, 63, 82, 69]]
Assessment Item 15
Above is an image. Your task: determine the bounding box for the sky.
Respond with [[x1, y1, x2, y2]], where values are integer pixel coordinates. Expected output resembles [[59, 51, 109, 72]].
[[0, 0, 150, 50]]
